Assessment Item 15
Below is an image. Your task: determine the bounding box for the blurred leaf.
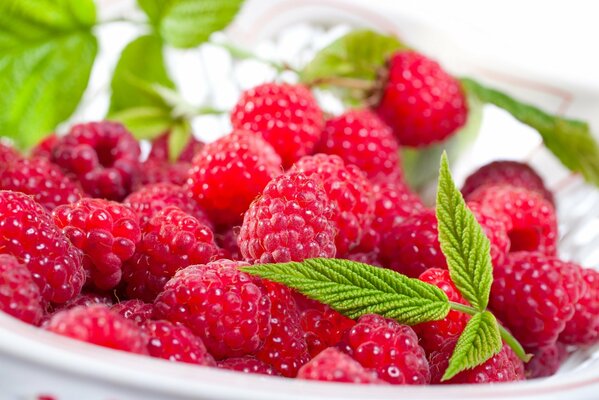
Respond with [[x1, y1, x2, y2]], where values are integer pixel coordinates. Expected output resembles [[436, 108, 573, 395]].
[[167, 121, 192, 161], [109, 107, 173, 140], [0, 0, 97, 148]]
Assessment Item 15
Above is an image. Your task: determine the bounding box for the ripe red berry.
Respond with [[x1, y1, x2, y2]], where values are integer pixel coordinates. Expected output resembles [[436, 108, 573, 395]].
[[142, 320, 216, 366], [467, 202, 511, 269], [525, 343, 567, 379], [154, 260, 272, 359], [111, 300, 154, 325], [188, 130, 282, 227], [375, 51, 468, 147], [57, 292, 114, 311], [124, 183, 211, 227], [215, 228, 242, 261], [298, 301, 355, 358], [218, 356, 280, 376], [53, 198, 141, 290], [291, 154, 374, 255], [560, 267, 599, 345], [238, 172, 337, 263], [429, 339, 525, 384], [255, 281, 309, 377], [51, 121, 141, 201], [413, 269, 470, 355], [44, 305, 148, 354], [0, 254, 44, 325], [148, 131, 204, 163], [490, 252, 582, 348], [0, 191, 84, 305], [137, 159, 191, 188], [340, 314, 430, 385], [31, 134, 59, 160], [462, 161, 554, 205], [123, 206, 218, 302], [297, 347, 385, 384], [467, 184, 558, 255], [371, 178, 425, 237], [231, 83, 324, 167], [0, 157, 84, 211], [317, 109, 401, 179], [0, 142, 21, 171]]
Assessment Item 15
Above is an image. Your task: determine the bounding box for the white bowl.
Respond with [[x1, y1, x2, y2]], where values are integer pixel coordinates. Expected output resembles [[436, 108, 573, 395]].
[[1, 1, 599, 399]]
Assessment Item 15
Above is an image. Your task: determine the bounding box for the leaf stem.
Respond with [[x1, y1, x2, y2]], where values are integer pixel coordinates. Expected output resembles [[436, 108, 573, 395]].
[[194, 106, 227, 116], [305, 76, 376, 91], [498, 325, 532, 363], [448, 301, 478, 316]]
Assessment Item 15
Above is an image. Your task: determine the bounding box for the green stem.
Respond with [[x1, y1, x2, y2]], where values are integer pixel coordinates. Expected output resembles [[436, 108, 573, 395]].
[[211, 41, 293, 73], [305, 76, 376, 91], [448, 302, 478, 316], [194, 106, 227, 116]]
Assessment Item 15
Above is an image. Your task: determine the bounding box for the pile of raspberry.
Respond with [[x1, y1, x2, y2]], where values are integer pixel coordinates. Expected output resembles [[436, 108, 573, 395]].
[[0, 51, 597, 386]]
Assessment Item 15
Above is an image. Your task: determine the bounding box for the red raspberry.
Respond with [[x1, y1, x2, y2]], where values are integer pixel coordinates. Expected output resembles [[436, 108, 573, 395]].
[[490, 252, 582, 348], [429, 339, 525, 384], [0, 191, 84, 304], [238, 172, 337, 263], [111, 300, 154, 325], [298, 347, 385, 384], [231, 83, 324, 167], [123, 206, 218, 302], [462, 161, 554, 205], [255, 281, 309, 377], [218, 356, 280, 376], [0, 254, 44, 325], [188, 130, 282, 227], [51, 121, 141, 201], [346, 251, 382, 267], [148, 131, 204, 163], [44, 304, 148, 354], [215, 228, 242, 261], [340, 314, 430, 385], [371, 178, 425, 235], [413, 269, 470, 355], [560, 268, 599, 345], [142, 320, 216, 366], [375, 51, 468, 147], [58, 292, 114, 310], [0, 157, 84, 211], [525, 343, 567, 379], [124, 183, 211, 226], [0, 142, 22, 171], [31, 134, 59, 160], [298, 302, 356, 358], [137, 159, 190, 188], [291, 154, 374, 255], [53, 198, 141, 290], [154, 260, 272, 359], [317, 109, 401, 179], [467, 202, 511, 269], [467, 184, 558, 255]]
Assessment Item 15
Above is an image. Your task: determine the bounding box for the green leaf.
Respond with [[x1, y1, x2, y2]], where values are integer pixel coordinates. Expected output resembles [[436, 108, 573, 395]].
[[0, 0, 97, 148], [137, 0, 245, 48], [436, 153, 494, 311], [300, 29, 408, 85], [109, 107, 173, 140], [442, 311, 502, 381], [243, 258, 450, 325], [167, 120, 192, 161], [461, 78, 599, 187]]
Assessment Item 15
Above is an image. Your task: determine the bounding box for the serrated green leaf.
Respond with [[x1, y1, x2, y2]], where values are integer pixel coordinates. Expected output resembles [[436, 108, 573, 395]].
[[300, 29, 408, 87], [109, 106, 173, 140], [436, 153, 493, 311], [461, 78, 599, 188], [442, 311, 502, 381], [168, 121, 192, 161], [0, 0, 97, 149], [137, 0, 245, 49], [243, 258, 450, 325]]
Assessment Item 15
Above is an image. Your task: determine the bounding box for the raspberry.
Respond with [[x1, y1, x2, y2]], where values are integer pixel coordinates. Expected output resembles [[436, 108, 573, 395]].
[[291, 155, 374, 255], [124, 183, 211, 226], [142, 320, 216, 366], [467, 202, 511, 269], [297, 347, 385, 384], [379, 209, 445, 278], [0, 142, 21, 171], [231, 83, 324, 167], [255, 281, 309, 377], [317, 109, 401, 179], [467, 184, 558, 255], [218, 356, 280, 376], [0, 191, 84, 304], [0, 157, 84, 211], [188, 130, 282, 227], [299, 302, 355, 358], [148, 131, 204, 163], [340, 314, 430, 385], [51, 121, 141, 201], [346, 251, 382, 267], [413, 269, 470, 355], [239, 172, 337, 263], [525, 343, 567, 379], [31, 134, 59, 160], [154, 260, 272, 359], [429, 339, 525, 384], [44, 305, 148, 354], [462, 161, 554, 205], [375, 51, 468, 147], [371, 178, 424, 235], [58, 292, 114, 310], [53, 198, 141, 290], [111, 300, 154, 325], [123, 206, 218, 301], [560, 268, 599, 345], [137, 159, 190, 188], [215, 228, 242, 261], [490, 252, 582, 348], [0, 254, 44, 325]]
